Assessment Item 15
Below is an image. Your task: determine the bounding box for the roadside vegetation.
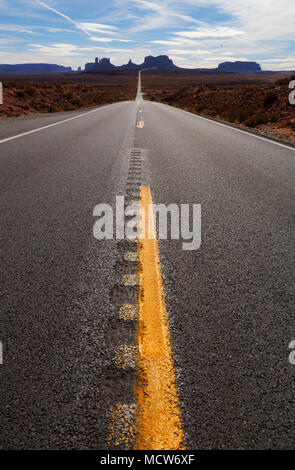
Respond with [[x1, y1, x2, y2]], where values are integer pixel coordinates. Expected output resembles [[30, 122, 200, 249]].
[[0, 74, 137, 118], [143, 74, 295, 144]]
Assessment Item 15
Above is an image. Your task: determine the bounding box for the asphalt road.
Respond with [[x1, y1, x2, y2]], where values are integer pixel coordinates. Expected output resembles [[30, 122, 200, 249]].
[[0, 78, 295, 449]]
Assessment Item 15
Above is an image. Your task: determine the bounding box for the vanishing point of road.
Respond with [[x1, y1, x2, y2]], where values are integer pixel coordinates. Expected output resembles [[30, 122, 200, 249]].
[[0, 72, 294, 449]]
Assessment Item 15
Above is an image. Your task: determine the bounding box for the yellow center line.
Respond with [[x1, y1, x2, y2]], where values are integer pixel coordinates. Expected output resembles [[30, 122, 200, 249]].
[[135, 186, 185, 450], [136, 119, 145, 128]]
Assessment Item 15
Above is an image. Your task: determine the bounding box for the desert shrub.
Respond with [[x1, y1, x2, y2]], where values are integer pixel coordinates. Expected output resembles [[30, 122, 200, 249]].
[[277, 119, 291, 128], [65, 91, 74, 100], [94, 94, 103, 104], [68, 95, 83, 107], [195, 105, 204, 113], [245, 113, 270, 127], [263, 91, 278, 108], [226, 107, 254, 123], [5, 81, 18, 89], [63, 102, 76, 111], [269, 114, 279, 123], [48, 102, 66, 113], [16, 90, 27, 99], [275, 76, 295, 85], [26, 85, 38, 97], [275, 78, 289, 86], [48, 101, 65, 112]]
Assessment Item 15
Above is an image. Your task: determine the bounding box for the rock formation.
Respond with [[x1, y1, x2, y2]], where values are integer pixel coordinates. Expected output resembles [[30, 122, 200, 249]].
[[0, 63, 72, 73], [85, 57, 116, 71], [218, 61, 262, 73]]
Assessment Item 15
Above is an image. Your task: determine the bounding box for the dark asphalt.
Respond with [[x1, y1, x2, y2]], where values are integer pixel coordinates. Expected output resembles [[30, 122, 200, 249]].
[[0, 91, 295, 449], [0, 101, 137, 449], [137, 101, 295, 449]]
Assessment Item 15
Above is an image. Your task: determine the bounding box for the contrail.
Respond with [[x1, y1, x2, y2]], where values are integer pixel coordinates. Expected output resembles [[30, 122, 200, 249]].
[[36, 1, 110, 47]]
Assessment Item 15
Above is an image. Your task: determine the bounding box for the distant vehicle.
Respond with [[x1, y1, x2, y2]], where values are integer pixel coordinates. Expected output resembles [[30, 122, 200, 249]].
[[150, 94, 156, 101]]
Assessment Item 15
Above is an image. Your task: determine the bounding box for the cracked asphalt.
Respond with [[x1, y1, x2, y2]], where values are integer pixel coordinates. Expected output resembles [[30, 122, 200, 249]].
[[0, 97, 295, 449]]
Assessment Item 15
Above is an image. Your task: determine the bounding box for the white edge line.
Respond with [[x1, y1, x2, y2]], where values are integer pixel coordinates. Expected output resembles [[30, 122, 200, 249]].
[[156, 102, 295, 153], [0, 104, 116, 145]]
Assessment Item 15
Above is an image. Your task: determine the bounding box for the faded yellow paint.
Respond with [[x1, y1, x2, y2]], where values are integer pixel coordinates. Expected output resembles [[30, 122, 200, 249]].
[[135, 186, 185, 450], [119, 304, 138, 321], [124, 252, 139, 262], [114, 345, 137, 370], [122, 274, 139, 286], [106, 404, 136, 449], [136, 120, 145, 128]]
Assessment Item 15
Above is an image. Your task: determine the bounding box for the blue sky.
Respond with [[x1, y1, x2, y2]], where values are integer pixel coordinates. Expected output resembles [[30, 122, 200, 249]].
[[0, 0, 294, 70]]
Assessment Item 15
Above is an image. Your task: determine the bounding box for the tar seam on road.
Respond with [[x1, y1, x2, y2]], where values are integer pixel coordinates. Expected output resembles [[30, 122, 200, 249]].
[[108, 74, 184, 449], [136, 105, 145, 128], [107, 183, 185, 450], [135, 186, 185, 450], [106, 147, 144, 450]]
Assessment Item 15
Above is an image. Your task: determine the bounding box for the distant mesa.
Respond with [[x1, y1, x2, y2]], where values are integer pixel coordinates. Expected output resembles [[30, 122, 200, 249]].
[[217, 61, 262, 73], [121, 59, 140, 70], [0, 63, 72, 73], [85, 57, 116, 72], [0, 57, 264, 75], [84, 55, 179, 72], [84, 56, 261, 74], [141, 55, 178, 70]]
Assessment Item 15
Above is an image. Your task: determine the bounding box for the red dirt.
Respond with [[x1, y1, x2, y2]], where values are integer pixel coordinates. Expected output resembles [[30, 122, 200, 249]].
[[0, 72, 137, 118], [142, 72, 295, 144]]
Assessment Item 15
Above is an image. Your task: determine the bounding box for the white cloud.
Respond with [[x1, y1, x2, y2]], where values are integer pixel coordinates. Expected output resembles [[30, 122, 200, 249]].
[[0, 38, 21, 45], [77, 22, 117, 34], [210, 0, 295, 41], [110, 47, 151, 65], [29, 42, 131, 55], [145, 1, 295, 69], [43, 27, 76, 33], [202, 56, 249, 62], [151, 40, 182, 45], [175, 26, 245, 39], [129, 0, 205, 25], [126, 0, 206, 32], [88, 37, 114, 43], [168, 48, 212, 55], [89, 37, 134, 43], [0, 24, 35, 34], [36, 1, 91, 36], [29, 43, 82, 57], [1, 0, 295, 71]]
